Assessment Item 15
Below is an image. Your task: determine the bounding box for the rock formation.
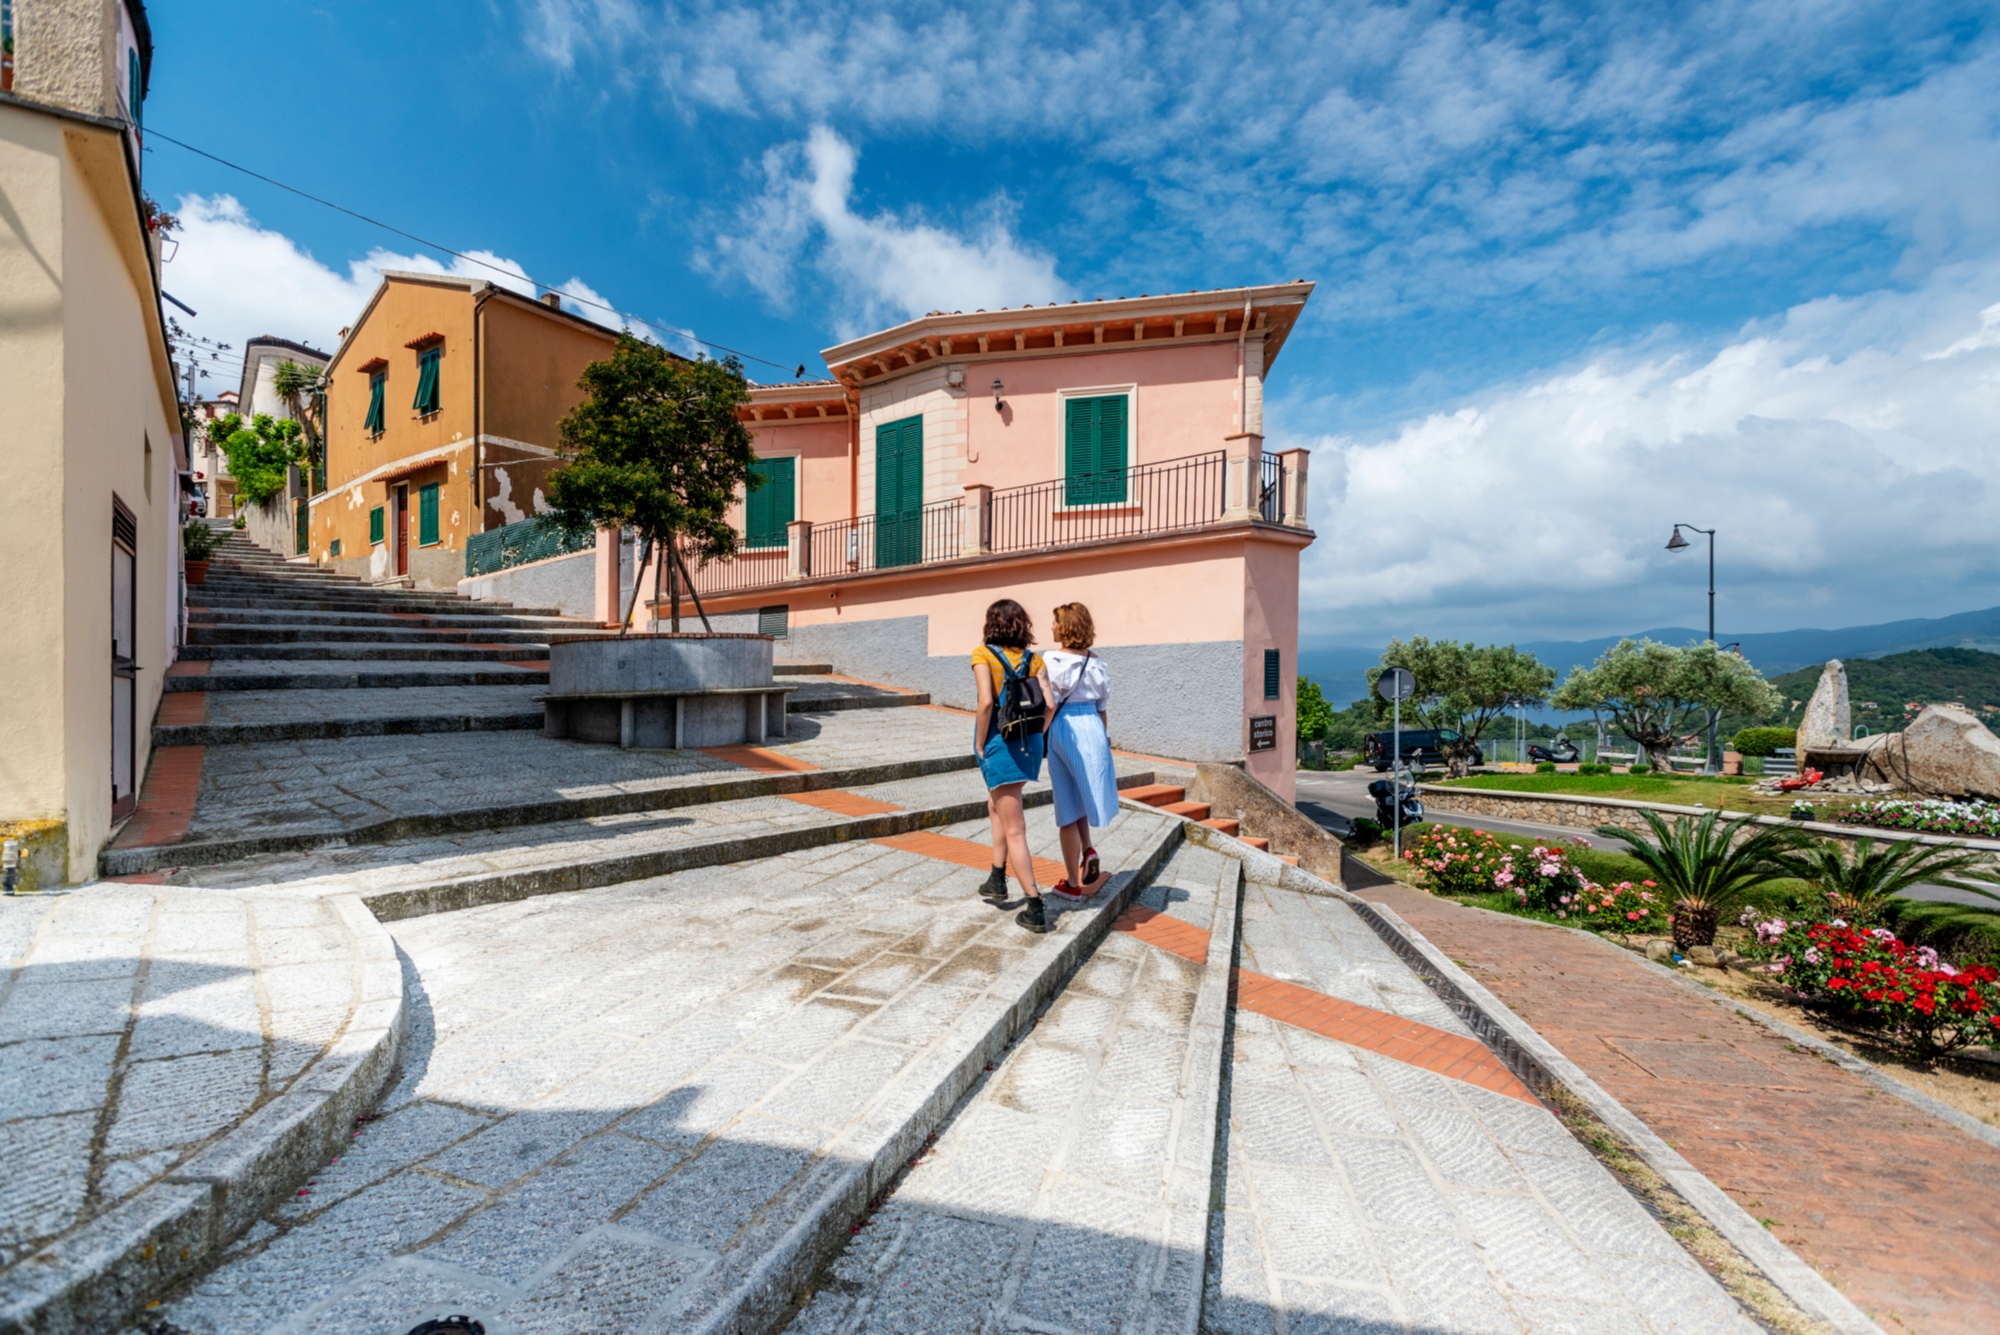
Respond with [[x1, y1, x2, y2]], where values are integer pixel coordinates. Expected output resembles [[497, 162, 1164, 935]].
[[1857, 704, 2000, 799], [1795, 660, 1850, 752]]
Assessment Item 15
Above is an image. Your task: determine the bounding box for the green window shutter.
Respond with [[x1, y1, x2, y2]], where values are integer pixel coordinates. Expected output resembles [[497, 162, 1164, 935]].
[[418, 483, 439, 546], [295, 498, 308, 555], [129, 50, 142, 132], [369, 506, 385, 544], [745, 456, 794, 549], [1064, 395, 1129, 505], [874, 416, 923, 568], [364, 374, 386, 434], [413, 348, 441, 415], [1263, 649, 1281, 700], [758, 605, 789, 637]]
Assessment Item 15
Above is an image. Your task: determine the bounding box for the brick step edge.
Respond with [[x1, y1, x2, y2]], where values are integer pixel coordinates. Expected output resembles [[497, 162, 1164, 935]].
[[0, 896, 405, 1335], [102, 758, 1156, 878], [1329, 884, 1886, 1335], [666, 809, 1186, 1335], [152, 711, 545, 747]]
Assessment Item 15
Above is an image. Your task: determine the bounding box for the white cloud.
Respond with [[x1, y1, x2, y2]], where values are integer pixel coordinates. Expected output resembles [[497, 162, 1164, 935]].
[[1294, 267, 2000, 641], [707, 127, 1067, 332], [164, 195, 620, 393]]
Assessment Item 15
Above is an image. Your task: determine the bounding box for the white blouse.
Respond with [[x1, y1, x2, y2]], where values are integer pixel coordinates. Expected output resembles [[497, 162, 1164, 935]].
[[1043, 649, 1111, 709]]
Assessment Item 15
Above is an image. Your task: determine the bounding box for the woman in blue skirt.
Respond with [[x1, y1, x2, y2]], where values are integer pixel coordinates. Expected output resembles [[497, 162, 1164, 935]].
[[1043, 603, 1120, 900], [971, 599, 1052, 933]]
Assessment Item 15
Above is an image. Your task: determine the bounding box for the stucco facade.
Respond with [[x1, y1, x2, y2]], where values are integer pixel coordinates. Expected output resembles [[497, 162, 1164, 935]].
[[1, 0, 185, 878], [654, 285, 1317, 798], [312, 273, 620, 589]]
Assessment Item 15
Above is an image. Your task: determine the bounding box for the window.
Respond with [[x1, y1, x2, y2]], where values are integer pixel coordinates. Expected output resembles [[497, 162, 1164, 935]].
[[1064, 394, 1129, 505], [758, 605, 789, 638], [418, 482, 440, 546], [128, 50, 142, 133], [330, 538, 342, 558], [412, 346, 442, 416], [369, 505, 385, 545], [745, 456, 795, 549], [364, 372, 386, 435], [1263, 649, 1282, 700], [874, 416, 923, 568]]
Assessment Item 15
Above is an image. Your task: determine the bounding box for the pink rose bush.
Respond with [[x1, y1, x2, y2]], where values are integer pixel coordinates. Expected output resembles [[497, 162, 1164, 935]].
[[1403, 829, 1666, 932]]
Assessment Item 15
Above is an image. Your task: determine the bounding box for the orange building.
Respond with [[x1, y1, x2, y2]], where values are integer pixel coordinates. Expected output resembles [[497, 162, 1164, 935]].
[[311, 271, 620, 588]]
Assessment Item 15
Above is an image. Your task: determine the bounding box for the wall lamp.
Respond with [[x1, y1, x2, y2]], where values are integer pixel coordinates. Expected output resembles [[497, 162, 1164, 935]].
[[992, 378, 1005, 412]]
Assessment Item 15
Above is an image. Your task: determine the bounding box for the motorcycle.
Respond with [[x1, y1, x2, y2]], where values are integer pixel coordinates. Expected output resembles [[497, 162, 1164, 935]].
[[1527, 737, 1580, 765], [1366, 772, 1425, 829]]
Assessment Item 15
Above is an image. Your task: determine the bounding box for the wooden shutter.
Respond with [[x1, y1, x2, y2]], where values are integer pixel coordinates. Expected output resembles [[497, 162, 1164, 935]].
[[874, 416, 923, 567], [365, 374, 386, 434], [418, 483, 439, 545], [413, 348, 441, 415], [1264, 648, 1281, 700], [746, 457, 794, 548], [1064, 395, 1128, 505], [369, 506, 385, 544]]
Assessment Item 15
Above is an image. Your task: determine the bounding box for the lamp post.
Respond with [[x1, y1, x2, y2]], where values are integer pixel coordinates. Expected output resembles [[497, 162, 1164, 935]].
[[1666, 523, 1719, 773]]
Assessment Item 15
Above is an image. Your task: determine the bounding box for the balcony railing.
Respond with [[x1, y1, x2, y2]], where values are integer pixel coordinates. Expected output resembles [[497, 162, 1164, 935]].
[[680, 449, 1295, 599], [988, 450, 1227, 554]]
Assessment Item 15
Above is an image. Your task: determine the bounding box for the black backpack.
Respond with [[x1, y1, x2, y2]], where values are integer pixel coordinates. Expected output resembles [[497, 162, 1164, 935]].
[[989, 645, 1047, 741]]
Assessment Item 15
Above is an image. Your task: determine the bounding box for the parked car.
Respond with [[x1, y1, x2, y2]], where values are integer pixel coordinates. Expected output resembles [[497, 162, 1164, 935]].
[[1363, 729, 1483, 771]]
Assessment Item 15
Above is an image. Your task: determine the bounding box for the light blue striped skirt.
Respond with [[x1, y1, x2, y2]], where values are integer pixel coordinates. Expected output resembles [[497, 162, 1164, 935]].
[[1047, 704, 1120, 828]]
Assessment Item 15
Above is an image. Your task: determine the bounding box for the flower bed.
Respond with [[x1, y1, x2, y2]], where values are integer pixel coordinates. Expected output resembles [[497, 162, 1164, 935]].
[[1749, 917, 2000, 1059], [1835, 798, 2000, 840], [1402, 828, 1667, 932]]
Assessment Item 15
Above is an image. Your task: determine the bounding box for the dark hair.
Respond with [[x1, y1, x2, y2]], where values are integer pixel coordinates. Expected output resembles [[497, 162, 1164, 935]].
[[982, 599, 1033, 649]]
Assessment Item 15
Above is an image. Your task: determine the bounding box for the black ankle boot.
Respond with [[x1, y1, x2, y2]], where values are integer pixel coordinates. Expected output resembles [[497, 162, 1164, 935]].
[[979, 866, 1009, 901], [1016, 895, 1049, 933]]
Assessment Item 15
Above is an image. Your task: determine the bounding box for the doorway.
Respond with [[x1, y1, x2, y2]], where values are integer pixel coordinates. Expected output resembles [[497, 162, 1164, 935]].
[[874, 415, 923, 569], [393, 484, 409, 576], [111, 496, 137, 821]]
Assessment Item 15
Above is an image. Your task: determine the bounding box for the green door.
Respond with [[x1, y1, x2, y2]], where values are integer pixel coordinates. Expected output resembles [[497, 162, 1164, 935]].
[[874, 415, 923, 568], [745, 456, 795, 549], [294, 497, 309, 555]]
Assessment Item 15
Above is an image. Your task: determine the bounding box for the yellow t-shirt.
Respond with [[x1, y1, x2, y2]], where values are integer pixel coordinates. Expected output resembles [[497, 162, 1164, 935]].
[[971, 645, 1042, 696]]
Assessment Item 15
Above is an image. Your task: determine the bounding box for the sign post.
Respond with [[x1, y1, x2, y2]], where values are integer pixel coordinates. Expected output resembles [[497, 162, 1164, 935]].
[[1376, 667, 1417, 861]]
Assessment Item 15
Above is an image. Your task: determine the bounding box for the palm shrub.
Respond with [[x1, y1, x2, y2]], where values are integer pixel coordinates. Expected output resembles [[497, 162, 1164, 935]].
[[1774, 838, 1994, 924], [1597, 809, 1806, 948]]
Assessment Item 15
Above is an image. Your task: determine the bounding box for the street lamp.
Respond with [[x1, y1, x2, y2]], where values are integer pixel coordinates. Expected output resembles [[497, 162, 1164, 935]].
[[1666, 523, 1719, 773]]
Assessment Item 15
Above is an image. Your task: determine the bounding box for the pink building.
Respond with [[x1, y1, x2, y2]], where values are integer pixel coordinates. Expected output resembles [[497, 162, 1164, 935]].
[[609, 284, 1317, 798]]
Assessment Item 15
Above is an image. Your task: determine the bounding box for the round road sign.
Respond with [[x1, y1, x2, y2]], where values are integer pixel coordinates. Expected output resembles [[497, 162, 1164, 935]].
[[1376, 667, 1416, 703]]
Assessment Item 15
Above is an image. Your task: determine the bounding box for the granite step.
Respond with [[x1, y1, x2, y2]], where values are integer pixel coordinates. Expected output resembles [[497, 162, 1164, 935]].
[[163, 663, 550, 693], [179, 643, 548, 663], [187, 624, 551, 646], [187, 606, 580, 631]]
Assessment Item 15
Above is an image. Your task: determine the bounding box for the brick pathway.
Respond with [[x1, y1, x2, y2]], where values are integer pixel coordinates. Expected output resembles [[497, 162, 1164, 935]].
[[1362, 878, 2000, 1334]]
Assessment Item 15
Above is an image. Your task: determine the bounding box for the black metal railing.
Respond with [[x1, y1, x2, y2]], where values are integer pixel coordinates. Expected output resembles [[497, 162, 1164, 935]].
[[806, 498, 964, 578], [989, 450, 1228, 555], [679, 449, 1290, 597]]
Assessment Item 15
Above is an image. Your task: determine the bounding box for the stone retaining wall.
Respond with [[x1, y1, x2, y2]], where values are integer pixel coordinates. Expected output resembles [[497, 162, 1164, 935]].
[[1419, 784, 2000, 854]]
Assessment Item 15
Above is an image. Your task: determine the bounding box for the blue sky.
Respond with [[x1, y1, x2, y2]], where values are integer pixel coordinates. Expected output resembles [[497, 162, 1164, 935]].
[[147, 1, 2000, 647]]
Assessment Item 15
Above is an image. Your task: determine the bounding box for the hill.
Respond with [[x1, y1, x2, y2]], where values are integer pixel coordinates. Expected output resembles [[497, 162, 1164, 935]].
[[1758, 648, 2000, 736], [1302, 604, 2000, 709]]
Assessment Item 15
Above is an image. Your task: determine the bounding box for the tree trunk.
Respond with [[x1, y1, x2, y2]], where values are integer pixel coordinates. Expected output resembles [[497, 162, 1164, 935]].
[[1643, 743, 1675, 771], [1444, 743, 1474, 779]]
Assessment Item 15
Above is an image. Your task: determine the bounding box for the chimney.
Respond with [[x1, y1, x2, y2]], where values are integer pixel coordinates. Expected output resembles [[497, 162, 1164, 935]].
[[541, 292, 562, 309]]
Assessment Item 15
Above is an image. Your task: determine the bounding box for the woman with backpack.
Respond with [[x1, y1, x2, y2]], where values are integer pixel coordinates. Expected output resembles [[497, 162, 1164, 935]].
[[1043, 603, 1120, 900], [971, 599, 1052, 933]]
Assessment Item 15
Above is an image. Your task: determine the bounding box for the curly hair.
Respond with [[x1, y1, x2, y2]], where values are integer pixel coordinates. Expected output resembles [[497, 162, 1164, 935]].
[[1052, 603, 1096, 651], [981, 599, 1033, 649]]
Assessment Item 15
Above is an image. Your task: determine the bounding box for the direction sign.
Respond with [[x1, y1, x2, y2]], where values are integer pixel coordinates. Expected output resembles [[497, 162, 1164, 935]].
[[1376, 667, 1416, 703]]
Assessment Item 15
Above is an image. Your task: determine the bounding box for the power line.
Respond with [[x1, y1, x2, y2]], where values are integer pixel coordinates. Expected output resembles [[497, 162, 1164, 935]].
[[148, 128, 807, 377]]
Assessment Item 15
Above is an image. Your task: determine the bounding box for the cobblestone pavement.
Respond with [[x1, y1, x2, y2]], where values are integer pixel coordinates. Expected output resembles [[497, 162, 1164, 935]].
[[155, 708, 975, 847], [1208, 879, 1753, 1335], [784, 840, 1239, 1335], [146, 807, 1176, 1334], [0, 886, 368, 1276], [1366, 880, 2000, 1334]]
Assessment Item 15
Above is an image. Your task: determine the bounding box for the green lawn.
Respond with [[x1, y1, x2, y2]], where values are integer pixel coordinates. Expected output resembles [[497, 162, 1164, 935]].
[[1434, 770, 1811, 815]]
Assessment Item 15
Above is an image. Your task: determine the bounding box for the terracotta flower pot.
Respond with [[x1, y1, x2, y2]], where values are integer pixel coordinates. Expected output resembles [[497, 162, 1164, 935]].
[[1670, 902, 1719, 951], [185, 559, 209, 585]]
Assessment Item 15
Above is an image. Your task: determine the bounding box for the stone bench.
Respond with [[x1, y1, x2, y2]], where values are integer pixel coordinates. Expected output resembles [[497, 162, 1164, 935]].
[[542, 632, 794, 749], [540, 684, 798, 748]]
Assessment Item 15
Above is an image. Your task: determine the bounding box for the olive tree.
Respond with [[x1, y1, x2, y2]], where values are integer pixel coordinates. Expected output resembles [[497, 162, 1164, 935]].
[[1552, 639, 1779, 771], [542, 335, 758, 632], [1368, 639, 1556, 777]]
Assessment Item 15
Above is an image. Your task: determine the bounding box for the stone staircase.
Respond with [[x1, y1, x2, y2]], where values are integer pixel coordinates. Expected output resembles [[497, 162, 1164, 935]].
[[1124, 778, 1302, 864]]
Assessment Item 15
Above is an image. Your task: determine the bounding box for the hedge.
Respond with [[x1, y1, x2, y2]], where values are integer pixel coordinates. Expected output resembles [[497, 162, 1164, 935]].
[[1733, 726, 1797, 757]]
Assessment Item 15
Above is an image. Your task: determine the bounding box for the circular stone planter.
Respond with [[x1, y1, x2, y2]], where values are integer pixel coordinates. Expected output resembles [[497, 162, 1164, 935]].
[[543, 633, 794, 749]]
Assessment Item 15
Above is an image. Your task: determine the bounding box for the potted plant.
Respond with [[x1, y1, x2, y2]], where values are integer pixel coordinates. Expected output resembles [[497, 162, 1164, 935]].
[[182, 522, 221, 584]]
